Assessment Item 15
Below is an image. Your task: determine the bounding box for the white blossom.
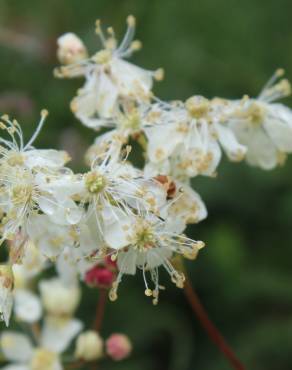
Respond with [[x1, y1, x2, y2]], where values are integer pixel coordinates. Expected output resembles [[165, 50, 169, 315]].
[[55, 16, 163, 130], [103, 212, 204, 304], [227, 70, 292, 169], [0, 316, 82, 370]]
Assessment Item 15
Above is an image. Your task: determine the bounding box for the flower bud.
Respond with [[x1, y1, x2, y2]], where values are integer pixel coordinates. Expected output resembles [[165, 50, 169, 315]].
[[106, 334, 132, 361], [85, 258, 117, 289], [0, 264, 14, 326], [85, 265, 115, 289], [57, 33, 88, 64], [39, 278, 80, 316], [75, 330, 103, 361]]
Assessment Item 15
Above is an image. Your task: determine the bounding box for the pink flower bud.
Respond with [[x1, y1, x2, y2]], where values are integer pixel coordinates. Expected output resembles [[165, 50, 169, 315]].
[[85, 265, 115, 289], [106, 334, 132, 361]]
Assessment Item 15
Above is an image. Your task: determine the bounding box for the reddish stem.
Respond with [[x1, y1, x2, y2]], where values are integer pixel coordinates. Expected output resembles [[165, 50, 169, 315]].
[[93, 289, 107, 332], [184, 277, 245, 370]]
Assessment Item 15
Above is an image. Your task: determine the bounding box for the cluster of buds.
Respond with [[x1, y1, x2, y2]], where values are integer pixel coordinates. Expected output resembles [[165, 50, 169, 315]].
[[75, 330, 132, 362], [0, 267, 132, 369]]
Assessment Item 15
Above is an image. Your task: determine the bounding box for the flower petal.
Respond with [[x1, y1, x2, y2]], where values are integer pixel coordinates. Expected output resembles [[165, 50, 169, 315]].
[[0, 332, 33, 362], [41, 317, 83, 354], [14, 289, 42, 324]]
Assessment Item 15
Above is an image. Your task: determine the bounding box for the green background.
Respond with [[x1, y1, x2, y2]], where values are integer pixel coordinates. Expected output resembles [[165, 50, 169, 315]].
[[1, 0, 292, 369]]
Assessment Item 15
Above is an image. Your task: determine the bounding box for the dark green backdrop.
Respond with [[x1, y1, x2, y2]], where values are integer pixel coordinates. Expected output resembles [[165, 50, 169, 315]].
[[1, 1, 292, 369]]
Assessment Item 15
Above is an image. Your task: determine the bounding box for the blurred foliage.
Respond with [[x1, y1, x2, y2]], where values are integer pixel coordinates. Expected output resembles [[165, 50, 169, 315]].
[[1, 0, 292, 369]]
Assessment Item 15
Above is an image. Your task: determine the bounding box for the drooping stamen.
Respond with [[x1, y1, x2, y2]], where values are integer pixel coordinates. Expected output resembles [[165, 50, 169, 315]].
[[24, 109, 48, 150]]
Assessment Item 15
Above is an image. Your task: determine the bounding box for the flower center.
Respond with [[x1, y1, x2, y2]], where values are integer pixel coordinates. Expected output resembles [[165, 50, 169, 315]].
[[7, 152, 25, 166], [30, 348, 57, 370], [122, 111, 140, 131], [93, 49, 112, 64], [11, 183, 33, 205], [248, 102, 266, 125], [85, 171, 107, 194], [185, 96, 210, 119], [133, 222, 155, 251]]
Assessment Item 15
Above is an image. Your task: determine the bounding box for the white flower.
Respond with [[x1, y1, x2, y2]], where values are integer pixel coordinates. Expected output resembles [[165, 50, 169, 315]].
[[55, 16, 163, 129], [144, 97, 248, 180], [57, 33, 88, 65], [74, 331, 103, 361], [0, 265, 14, 326], [77, 146, 167, 237], [0, 316, 82, 370], [144, 99, 222, 179], [227, 70, 292, 169], [0, 112, 70, 170], [208, 97, 247, 162], [103, 212, 204, 304], [27, 215, 75, 259], [162, 180, 207, 227], [39, 278, 81, 317], [0, 165, 81, 244]]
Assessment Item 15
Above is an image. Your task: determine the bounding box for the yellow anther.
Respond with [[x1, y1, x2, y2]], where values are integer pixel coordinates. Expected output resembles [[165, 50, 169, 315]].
[[127, 15, 136, 27], [145, 288, 152, 297], [41, 109, 49, 118], [130, 40, 142, 51], [275, 68, 285, 77], [111, 254, 117, 262], [196, 241, 205, 250], [154, 68, 164, 81]]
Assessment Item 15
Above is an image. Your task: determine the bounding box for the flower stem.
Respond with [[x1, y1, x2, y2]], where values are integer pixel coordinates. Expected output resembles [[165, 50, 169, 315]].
[[184, 277, 245, 370], [93, 289, 107, 332]]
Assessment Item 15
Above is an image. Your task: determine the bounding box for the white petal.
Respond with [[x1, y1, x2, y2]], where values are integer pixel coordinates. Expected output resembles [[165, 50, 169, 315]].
[[102, 211, 132, 250], [215, 122, 247, 161], [38, 196, 57, 216], [0, 332, 33, 362], [41, 317, 83, 354], [117, 250, 137, 275], [110, 58, 153, 96], [0, 365, 30, 370], [164, 182, 207, 228], [0, 279, 13, 327], [95, 72, 118, 118], [246, 127, 278, 169], [56, 248, 78, 286], [145, 125, 185, 163], [14, 290, 42, 323], [264, 104, 292, 152], [146, 248, 172, 269], [24, 149, 69, 169]]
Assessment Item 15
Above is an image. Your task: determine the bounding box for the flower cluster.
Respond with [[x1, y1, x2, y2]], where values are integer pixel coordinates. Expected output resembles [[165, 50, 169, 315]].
[[0, 270, 131, 369], [0, 16, 291, 347]]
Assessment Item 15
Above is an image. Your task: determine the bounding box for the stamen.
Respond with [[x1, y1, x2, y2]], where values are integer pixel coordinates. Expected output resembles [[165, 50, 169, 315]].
[[154, 68, 164, 81], [24, 110, 48, 150]]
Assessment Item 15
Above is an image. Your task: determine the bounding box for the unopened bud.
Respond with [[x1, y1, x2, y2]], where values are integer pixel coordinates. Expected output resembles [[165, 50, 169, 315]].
[[75, 331, 103, 361], [39, 278, 80, 316], [106, 334, 132, 361], [57, 33, 88, 65], [85, 265, 116, 289]]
